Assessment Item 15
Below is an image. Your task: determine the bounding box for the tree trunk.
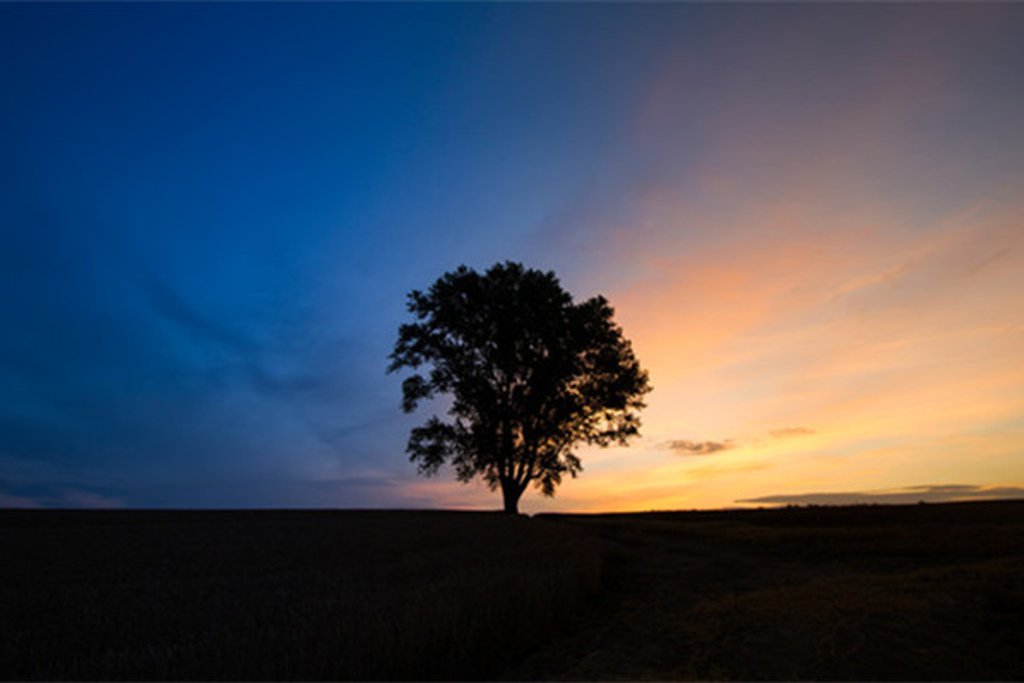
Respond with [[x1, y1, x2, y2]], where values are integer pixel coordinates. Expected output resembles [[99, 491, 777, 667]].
[[501, 479, 521, 514]]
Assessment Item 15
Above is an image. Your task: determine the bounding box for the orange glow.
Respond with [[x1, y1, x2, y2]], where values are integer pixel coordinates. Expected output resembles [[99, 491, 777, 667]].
[[554, 195, 1024, 511], [404, 8, 1024, 513]]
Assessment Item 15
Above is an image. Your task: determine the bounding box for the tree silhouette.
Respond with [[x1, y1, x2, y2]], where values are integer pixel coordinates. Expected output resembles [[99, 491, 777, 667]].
[[388, 262, 651, 514]]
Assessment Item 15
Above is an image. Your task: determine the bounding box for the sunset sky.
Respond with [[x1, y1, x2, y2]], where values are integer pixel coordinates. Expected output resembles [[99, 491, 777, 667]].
[[1, 3, 1022, 511]]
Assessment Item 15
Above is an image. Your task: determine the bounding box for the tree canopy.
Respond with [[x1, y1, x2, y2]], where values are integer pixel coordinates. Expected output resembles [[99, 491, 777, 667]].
[[388, 262, 651, 513]]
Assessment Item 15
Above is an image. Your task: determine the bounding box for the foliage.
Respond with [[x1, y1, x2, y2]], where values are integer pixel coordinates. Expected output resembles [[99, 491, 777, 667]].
[[388, 262, 650, 512]]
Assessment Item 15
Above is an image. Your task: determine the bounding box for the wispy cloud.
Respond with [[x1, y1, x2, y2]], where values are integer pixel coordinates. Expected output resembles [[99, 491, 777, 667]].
[[0, 492, 43, 508], [962, 247, 1013, 280], [0, 483, 125, 509], [143, 276, 349, 402], [144, 276, 257, 354]]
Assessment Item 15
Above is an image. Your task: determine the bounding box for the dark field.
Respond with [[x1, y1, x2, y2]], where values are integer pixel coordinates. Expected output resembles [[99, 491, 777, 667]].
[[1, 510, 599, 680], [2, 501, 1023, 680]]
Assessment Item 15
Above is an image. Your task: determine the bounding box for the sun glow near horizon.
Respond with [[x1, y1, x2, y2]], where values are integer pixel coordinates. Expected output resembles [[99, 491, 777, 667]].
[[412, 186, 1024, 513], [551, 193, 1024, 512]]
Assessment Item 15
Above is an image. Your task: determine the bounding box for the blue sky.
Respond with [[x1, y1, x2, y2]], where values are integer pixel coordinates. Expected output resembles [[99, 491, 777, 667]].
[[1, 3, 661, 507], [2, 4, 1022, 510]]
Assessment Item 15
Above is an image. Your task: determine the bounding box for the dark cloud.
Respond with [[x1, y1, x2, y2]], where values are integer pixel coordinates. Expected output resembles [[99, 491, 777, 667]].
[[669, 439, 736, 455], [667, 428, 815, 456], [770, 427, 816, 439], [737, 484, 1024, 507]]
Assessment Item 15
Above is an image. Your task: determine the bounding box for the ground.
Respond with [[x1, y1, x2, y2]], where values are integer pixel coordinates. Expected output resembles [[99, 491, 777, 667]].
[[514, 501, 1024, 680], [2, 501, 1022, 680]]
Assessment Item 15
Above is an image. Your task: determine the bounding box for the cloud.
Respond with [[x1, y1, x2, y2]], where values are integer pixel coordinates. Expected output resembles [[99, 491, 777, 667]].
[[669, 439, 736, 456], [60, 488, 126, 509], [667, 428, 814, 456], [0, 492, 43, 508], [0, 483, 126, 509], [144, 276, 256, 353], [962, 247, 1013, 280], [143, 276, 353, 402], [770, 427, 816, 439], [737, 484, 1024, 507]]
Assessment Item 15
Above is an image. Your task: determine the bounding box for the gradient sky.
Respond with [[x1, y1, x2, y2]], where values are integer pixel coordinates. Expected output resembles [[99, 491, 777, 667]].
[[2, 3, 1022, 512]]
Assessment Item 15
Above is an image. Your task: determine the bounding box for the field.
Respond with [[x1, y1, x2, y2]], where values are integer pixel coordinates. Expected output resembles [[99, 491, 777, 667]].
[[2, 501, 1022, 680], [0, 510, 599, 680], [522, 501, 1024, 680]]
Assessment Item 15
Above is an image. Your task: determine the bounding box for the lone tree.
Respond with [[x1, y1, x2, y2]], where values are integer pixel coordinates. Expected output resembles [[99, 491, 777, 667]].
[[388, 262, 651, 514]]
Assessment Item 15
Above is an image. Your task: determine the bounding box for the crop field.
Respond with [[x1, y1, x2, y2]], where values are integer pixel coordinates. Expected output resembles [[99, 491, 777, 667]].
[[2, 500, 1023, 680]]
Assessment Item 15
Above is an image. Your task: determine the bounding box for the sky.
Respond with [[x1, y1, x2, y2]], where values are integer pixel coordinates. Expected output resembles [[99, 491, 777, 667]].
[[1, 3, 1022, 512]]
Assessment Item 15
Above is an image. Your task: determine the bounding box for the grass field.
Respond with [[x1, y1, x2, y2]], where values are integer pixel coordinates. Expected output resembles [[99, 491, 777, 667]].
[[2, 501, 1022, 680]]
